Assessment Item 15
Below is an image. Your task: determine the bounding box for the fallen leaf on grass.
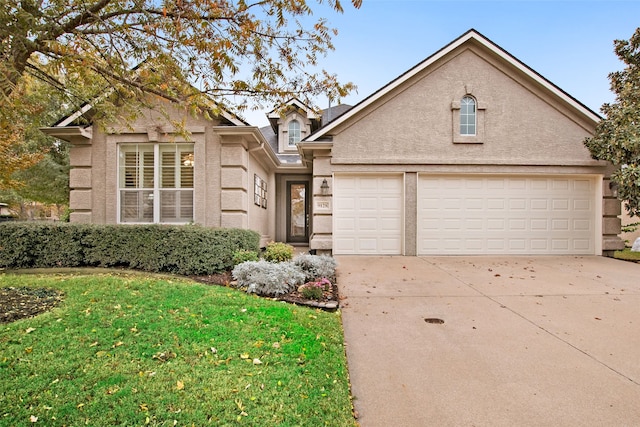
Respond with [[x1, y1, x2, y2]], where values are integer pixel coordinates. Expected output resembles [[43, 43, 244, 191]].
[[30, 415, 38, 423], [176, 380, 184, 391], [25, 328, 36, 334], [252, 358, 262, 365]]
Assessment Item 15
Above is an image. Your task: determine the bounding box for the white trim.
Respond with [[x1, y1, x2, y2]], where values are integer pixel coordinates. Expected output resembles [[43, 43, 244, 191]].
[[307, 30, 600, 142]]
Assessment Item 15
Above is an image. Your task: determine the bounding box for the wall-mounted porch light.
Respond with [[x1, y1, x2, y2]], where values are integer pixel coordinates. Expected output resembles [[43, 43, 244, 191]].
[[320, 178, 330, 196], [609, 180, 619, 198]]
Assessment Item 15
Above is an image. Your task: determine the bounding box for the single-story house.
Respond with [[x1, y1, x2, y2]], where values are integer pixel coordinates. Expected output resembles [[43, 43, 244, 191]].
[[42, 29, 624, 255]]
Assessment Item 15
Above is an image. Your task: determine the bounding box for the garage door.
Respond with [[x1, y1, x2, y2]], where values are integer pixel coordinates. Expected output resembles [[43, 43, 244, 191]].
[[418, 176, 597, 255], [334, 175, 403, 254]]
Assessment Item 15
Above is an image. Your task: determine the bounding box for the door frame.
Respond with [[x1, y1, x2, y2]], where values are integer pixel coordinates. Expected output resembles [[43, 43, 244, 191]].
[[286, 180, 311, 244]]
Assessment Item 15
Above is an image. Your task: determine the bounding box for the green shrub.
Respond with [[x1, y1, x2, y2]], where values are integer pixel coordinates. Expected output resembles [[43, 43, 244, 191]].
[[263, 241, 294, 263], [232, 249, 260, 265], [0, 223, 259, 275], [299, 282, 324, 300]]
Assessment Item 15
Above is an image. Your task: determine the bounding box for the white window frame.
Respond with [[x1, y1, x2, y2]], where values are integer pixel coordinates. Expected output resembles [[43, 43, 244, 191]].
[[117, 143, 194, 224], [460, 96, 477, 136], [288, 120, 301, 147]]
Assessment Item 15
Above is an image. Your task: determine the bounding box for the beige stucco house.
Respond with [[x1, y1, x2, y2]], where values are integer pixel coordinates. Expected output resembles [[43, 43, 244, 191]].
[[43, 29, 625, 255]]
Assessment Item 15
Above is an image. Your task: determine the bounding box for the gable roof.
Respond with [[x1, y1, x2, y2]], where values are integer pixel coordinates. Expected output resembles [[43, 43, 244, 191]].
[[305, 29, 601, 142]]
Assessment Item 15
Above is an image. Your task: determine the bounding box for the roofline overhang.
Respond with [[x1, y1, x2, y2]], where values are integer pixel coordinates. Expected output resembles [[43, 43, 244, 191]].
[[297, 141, 333, 167], [40, 126, 93, 143], [306, 29, 601, 142], [214, 126, 282, 169]]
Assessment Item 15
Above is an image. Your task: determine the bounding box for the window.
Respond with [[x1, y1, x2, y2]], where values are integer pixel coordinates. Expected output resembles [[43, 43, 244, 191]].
[[460, 96, 476, 136], [288, 120, 301, 146], [118, 143, 194, 223], [254, 174, 267, 209]]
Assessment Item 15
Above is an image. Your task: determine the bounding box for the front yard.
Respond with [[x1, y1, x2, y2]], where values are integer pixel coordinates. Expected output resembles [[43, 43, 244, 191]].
[[0, 272, 355, 426]]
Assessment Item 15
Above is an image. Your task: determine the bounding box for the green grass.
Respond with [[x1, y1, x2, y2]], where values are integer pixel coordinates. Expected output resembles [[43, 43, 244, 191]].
[[614, 248, 640, 262], [0, 272, 355, 426]]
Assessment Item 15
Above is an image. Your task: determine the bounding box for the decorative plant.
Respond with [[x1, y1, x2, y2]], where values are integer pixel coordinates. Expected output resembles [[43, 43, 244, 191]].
[[299, 282, 324, 300], [232, 260, 305, 296], [293, 254, 337, 282], [298, 277, 332, 300], [263, 241, 294, 263], [232, 249, 260, 266]]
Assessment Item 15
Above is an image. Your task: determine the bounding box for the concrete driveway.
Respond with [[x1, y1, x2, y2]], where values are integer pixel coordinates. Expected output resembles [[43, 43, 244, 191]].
[[336, 256, 640, 426]]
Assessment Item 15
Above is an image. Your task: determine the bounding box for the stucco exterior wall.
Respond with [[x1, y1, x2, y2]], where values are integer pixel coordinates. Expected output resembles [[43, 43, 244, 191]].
[[248, 152, 275, 245], [329, 46, 598, 168], [304, 38, 622, 254], [67, 101, 276, 243]]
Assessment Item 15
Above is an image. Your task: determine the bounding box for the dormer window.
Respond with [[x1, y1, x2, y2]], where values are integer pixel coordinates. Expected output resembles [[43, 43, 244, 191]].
[[288, 120, 301, 146], [460, 96, 476, 136]]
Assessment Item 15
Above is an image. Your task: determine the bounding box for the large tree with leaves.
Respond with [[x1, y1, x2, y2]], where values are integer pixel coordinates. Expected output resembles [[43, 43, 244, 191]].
[[2, 0, 360, 112], [1, 0, 361, 189], [585, 28, 640, 217], [0, 72, 69, 211]]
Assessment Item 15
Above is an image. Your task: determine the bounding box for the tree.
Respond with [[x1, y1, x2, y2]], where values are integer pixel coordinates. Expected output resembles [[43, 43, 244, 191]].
[[1, 0, 361, 118], [0, 80, 45, 190], [585, 27, 640, 216], [0, 73, 69, 207]]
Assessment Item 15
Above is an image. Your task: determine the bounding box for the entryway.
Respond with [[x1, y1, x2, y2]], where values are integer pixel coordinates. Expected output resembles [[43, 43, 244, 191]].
[[286, 180, 310, 244]]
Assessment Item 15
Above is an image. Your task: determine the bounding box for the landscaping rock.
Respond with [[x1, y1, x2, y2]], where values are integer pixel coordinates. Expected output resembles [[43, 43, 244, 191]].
[[632, 237, 640, 252]]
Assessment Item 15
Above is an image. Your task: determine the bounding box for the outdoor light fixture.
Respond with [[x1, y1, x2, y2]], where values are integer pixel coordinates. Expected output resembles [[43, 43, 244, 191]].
[[609, 180, 619, 198], [320, 178, 330, 196]]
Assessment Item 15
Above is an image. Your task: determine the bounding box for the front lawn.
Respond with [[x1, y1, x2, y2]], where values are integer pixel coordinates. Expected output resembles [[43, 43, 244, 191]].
[[0, 272, 355, 426], [614, 248, 640, 262]]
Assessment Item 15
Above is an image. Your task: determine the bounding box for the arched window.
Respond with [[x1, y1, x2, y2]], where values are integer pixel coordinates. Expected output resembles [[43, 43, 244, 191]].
[[288, 120, 301, 146], [460, 96, 476, 136]]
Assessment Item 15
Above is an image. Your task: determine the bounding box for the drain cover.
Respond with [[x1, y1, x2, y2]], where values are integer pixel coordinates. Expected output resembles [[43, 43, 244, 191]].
[[424, 318, 444, 324]]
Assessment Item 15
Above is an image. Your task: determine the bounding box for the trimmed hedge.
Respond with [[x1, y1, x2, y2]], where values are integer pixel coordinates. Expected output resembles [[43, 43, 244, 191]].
[[0, 223, 260, 275]]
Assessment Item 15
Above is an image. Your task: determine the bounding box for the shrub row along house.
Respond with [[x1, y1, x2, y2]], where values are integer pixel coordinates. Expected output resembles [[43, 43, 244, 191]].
[[42, 30, 624, 256]]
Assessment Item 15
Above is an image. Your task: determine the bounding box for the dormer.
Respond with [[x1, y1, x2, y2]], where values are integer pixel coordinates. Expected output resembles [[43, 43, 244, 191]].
[[267, 99, 322, 154]]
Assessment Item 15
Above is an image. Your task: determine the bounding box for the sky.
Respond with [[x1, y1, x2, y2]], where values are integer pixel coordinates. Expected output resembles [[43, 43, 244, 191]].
[[243, 0, 640, 127]]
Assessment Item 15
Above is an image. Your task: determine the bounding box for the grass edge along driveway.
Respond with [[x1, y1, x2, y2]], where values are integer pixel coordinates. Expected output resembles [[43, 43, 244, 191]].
[[0, 272, 356, 426]]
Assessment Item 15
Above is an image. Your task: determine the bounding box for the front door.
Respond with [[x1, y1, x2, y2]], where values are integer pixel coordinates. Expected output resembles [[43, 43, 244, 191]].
[[286, 181, 310, 243]]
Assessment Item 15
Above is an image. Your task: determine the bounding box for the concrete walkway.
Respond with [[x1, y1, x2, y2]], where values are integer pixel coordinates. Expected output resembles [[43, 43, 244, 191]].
[[336, 256, 640, 426]]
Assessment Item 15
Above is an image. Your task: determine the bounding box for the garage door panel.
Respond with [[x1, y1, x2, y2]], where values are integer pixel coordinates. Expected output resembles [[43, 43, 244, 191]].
[[418, 176, 596, 255], [334, 175, 403, 255]]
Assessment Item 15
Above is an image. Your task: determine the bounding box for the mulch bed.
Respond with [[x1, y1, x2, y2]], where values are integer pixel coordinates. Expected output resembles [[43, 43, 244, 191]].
[[0, 287, 65, 324], [190, 271, 340, 309]]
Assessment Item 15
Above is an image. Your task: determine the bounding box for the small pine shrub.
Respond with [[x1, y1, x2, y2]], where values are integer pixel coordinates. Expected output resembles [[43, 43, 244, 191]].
[[232, 260, 305, 296], [299, 282, 324, 300], [263, 241, 294, 263], [232, 249, 260, 266], [293, 254, 338, 282]]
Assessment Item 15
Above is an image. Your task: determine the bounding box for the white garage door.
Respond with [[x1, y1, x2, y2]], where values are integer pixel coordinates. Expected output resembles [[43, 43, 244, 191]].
[[418, 176, 598, 255], [334, 175, 403, 255]]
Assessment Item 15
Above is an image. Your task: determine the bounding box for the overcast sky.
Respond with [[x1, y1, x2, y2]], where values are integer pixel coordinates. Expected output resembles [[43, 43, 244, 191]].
[[243, 0, 640, 127]]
